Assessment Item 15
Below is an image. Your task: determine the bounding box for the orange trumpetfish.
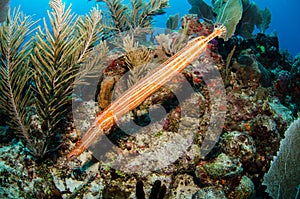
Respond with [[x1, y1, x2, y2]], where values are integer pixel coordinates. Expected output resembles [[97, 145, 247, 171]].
[[67, 24, 227, 160]]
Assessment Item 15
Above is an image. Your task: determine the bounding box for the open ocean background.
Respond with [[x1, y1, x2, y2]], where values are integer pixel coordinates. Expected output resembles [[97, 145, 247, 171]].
[[10, 0, 300, 57]]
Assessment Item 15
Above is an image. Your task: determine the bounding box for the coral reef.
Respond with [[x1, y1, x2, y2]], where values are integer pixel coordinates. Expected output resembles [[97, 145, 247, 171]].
[[219, 131, 256, 164], [233, 48, 272, 87], [196, 153, 243, 181], [0, 140, 56, 198], [1, 0, 107, 159], [0, 0, 299, 198], [181, 14, 213, 37]]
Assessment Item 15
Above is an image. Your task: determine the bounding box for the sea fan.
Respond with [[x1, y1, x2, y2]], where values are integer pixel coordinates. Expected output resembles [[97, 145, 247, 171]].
[[263, 118, 300, 199]]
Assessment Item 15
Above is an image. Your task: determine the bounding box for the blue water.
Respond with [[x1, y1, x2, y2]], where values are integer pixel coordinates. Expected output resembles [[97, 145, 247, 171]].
[[10, 0, 300, 57]]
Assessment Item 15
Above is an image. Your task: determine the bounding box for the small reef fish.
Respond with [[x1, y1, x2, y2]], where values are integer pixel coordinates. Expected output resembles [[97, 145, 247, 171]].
[[67, 24, 227, 160]]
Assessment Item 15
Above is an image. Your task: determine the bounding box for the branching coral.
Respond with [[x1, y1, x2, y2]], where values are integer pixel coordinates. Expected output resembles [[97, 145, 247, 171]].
[[29, 0, 106, 157], [1, 0, 169, 159], [108, 31, 152, 88], [126, 47, 152, 86], [0, 0, 108, 159], [155, 32, 188, 56], [121, 34, 151, 70], [102, 0, 169, 33], [0, 8, 37, 154]]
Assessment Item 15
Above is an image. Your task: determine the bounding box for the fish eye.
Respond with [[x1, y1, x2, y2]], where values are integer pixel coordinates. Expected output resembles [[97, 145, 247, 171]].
[[214, 24, 220, 29]]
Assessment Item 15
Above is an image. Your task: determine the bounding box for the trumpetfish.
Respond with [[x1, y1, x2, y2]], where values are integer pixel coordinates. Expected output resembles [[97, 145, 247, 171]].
[[67, 24, 227, 160]]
